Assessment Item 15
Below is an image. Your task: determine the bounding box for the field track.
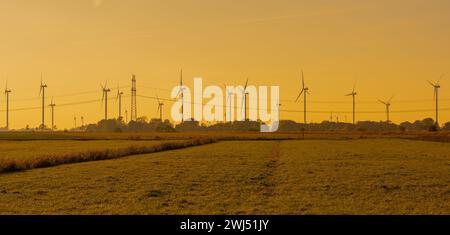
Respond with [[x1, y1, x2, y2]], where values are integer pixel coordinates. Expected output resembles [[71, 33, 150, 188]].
[[1, 138, 450, 214]]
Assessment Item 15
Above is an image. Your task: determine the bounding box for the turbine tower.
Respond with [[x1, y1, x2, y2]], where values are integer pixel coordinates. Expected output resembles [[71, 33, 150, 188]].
[[345, 84, 357, 125], [224, 84, 234, 122], [101, 81, 111, 120], [49, 98, 56, 131], [239, 78, 249, 121], [175, 69, 185, 122], [156, 94, 164, 121], [295, 70, 310, 124], [378, 96, 394, 123], [4, 81, 11, 130], [428, 74, 444, 128], [116, 86, 124, 119], [130, 75, 137, 121], [39, 74, 48, 129]]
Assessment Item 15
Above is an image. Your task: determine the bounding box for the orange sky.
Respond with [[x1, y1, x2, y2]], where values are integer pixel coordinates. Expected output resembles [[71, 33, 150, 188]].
[[0, 0, 449, 129]]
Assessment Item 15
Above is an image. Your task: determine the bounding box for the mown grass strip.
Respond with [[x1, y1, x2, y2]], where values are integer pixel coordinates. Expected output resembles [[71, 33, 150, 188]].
[[0, 138, 217, 174]]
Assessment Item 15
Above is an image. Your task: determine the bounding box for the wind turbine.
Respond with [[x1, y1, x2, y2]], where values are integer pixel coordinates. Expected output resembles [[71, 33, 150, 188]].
[[295, 70, 310, 124], [74, 115, 77, 129], [39, 74, 48, 129], [428, 74, 444, 128], [101, 81, 111, 120], [175, 69, 185, 122], [156, 94, 164, 121], [4, 81, 11, 130], [49, 98, 56, 131], [345, 84, 357, 125], [116, 85, 124, 119], [378, 96, 394, 123], [224, 84, 234, 122], [239, 78, 249, 121]]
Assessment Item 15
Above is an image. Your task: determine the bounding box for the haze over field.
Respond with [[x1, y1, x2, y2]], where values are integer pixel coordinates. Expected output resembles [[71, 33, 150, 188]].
[[0, 0, 449, 129]]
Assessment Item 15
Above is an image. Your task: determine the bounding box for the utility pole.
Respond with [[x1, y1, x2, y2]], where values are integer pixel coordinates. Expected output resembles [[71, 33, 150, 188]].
[[118, 91, 123, 119], [39, 77, 48, 129], [49, 100, 55, 131], [101, 84, 111, 120], [131, 75, 137, 121]]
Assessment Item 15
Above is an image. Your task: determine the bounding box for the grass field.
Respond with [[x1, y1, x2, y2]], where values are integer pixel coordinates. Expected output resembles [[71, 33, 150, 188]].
[[0, 140, 173, 160], [1, 138, 449, 214], [0, 139, 215, 173]]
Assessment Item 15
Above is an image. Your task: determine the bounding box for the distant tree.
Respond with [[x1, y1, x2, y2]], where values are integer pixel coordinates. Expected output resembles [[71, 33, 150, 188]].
[[442, 122, 450, 131], [86, 118, 126, 132]]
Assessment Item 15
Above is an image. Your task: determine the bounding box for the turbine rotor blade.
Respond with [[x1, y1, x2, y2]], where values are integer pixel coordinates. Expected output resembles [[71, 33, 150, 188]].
[[176, 86, 183, 98], [240, 91, 246, 114], [437, 73, 444, 85], [295, 89, 304, 102], [378, 99, 386, 105], [388, 95, 394, 103], [301, 70, 305, 89]]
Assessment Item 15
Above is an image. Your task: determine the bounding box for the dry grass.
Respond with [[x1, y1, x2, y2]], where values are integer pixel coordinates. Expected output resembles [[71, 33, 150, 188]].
[[0, 138, 216, 174], [1, 139, 450, 214]]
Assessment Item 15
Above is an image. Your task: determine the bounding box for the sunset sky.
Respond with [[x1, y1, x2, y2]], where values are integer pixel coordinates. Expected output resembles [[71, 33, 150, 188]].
[[0, 0, 449, 129]]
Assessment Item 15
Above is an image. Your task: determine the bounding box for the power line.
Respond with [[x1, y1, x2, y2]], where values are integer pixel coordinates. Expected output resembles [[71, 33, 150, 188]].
[[0, 96, 129, 113], [7, 85, 131, 103], [139, 85, 450, 104], [137, 94, 450, 114], [0, 84, 449, 119]]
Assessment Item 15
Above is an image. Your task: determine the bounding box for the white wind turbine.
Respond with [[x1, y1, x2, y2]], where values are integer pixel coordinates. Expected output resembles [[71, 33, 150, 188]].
[[428, 74, 444, 127], [295, 70, 310, 124]]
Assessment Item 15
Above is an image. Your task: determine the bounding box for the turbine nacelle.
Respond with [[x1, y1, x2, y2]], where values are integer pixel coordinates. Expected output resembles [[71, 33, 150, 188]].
[[4, 81, 11, 95], [101, 81, 111, 105]]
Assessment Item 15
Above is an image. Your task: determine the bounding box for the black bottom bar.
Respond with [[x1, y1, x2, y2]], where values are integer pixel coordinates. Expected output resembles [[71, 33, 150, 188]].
[[1, 215, 449, 233]]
